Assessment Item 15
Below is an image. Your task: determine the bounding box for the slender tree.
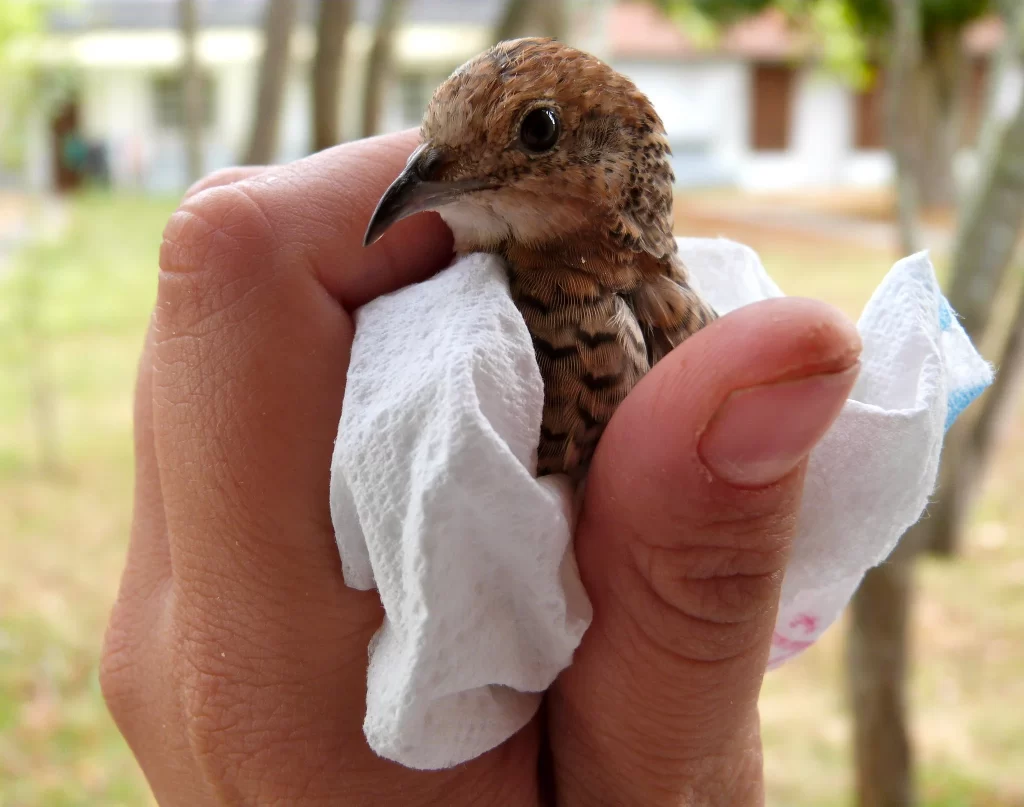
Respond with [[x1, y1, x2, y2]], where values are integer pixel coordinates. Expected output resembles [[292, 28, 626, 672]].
[[844, 6, 927, 804], [494, 0, 532, 41], [244, 0, 299, 165], [494, 0, 568, 42], [657, 4, 1019, 807], [179, 0, 203, 184], [361, 0, 407, 138], [311, 0, 352, 152], [965, 277, 1024, 492], [924, 0, 1024, 556], [885, 0, 924, 254]]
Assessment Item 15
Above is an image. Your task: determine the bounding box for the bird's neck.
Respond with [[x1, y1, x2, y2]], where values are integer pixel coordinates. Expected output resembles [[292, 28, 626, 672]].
[[501, 233, 665, 294]]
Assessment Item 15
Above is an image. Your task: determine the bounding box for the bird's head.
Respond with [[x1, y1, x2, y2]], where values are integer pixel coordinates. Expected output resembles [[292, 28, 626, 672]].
[[363, 38, 676, 261]]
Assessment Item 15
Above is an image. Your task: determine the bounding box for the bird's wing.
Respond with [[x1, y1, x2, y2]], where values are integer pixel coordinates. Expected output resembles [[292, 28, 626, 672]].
[[625, 262, 717, 367]]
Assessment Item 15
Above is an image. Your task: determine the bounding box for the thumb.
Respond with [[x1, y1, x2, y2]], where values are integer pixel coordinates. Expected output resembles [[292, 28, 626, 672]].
[[548, 297, 861, 806]]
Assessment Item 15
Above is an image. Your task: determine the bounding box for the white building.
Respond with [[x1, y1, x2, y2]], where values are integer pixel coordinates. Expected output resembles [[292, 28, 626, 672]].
[[21, 0, 1012, 194], [608, 3, 1014, 192]]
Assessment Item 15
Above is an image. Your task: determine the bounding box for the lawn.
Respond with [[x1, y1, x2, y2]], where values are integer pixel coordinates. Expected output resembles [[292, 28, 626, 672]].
[[0, 191, 1021, 806]]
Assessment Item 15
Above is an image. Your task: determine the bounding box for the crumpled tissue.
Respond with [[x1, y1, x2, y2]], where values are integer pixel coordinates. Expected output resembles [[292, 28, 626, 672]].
[[330, 237, 993, 771]]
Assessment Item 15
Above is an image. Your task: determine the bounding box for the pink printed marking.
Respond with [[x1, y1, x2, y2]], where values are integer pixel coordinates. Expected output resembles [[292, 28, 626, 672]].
[[788, 613, 819, 634], [771, 615, 824, 665], [770, 632, 814, 664], [771, 632, 814, 653]]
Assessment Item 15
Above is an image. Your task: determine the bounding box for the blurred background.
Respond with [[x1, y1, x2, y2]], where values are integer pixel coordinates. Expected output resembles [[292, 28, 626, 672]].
[[0, 0, 1022, 805]]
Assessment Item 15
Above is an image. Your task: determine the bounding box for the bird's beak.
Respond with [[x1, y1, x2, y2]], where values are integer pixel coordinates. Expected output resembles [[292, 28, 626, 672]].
[[363, 143, 494, 247]]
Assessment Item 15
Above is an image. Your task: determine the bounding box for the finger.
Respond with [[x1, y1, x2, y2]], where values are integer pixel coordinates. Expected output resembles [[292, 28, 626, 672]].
[[153, 129, 453, 606], [163, 129, 454, 311], [182, 165, 270, 202], [149, 133, 527, 801], [115, 318, 171, 599], [549, 297, 861, 805], [101, 318, 209, 801]]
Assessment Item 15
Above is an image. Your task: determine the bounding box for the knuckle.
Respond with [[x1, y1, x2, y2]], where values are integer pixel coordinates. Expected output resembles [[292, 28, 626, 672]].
[[183, 166, 260, 201], [171, 614, 264, 780], [156, 183, 280, 337], [169, 611, 336, 801], [99, 598, 148, 731], [681, 486, 800, 539], [623, 518, 792, 663], [162, 182, 278, 276]]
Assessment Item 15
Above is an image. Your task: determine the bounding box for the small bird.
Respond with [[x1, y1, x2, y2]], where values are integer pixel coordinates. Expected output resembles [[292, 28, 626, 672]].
[[364, 37, 717, 482]]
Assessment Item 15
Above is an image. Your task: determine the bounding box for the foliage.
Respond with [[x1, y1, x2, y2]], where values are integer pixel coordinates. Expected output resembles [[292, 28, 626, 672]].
[[657, 0, 995, 87], [0, 0, 45, 48], [843, 0, 994, 38], [0, 0, 46, 170], [0, 0, 78, 172], [666, 0, 993, 32], [682, 0, 773, 24]]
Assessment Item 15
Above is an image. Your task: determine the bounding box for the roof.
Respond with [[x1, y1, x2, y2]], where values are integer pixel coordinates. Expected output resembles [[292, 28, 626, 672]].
[[47, 0, 505, 31], [606, 1, 1005, 61], [608, 3, 801, 60]]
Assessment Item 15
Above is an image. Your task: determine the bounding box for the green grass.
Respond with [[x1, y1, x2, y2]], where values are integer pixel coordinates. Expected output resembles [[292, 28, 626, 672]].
[[1, 192, 173, 806], [1, 191, 1022, 806]]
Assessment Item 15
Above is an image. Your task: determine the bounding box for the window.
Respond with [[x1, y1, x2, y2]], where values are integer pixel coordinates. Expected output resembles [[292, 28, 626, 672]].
[[152, 73, 215, 129], [751, 63, 794, 151], [398, 73, 431, 129], [854, 71, 886, 150]]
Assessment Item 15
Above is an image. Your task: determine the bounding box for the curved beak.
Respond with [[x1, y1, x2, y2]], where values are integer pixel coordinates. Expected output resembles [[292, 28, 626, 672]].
[[362, 143, 494, 247]]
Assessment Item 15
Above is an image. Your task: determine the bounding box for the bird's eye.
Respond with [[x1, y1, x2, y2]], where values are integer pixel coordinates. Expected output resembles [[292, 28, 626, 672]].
[[519, 108, 560, 153]]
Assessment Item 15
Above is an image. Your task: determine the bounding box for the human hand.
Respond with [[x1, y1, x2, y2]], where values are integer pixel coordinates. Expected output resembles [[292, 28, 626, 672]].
[[101, 130, 860, 806]]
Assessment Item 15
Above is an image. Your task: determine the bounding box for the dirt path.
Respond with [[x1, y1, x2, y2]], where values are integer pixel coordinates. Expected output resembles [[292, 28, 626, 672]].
[[675, 193, 953, 255]]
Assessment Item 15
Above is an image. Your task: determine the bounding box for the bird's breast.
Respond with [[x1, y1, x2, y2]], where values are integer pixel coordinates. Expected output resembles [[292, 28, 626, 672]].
[[505, 262, 651, 480]]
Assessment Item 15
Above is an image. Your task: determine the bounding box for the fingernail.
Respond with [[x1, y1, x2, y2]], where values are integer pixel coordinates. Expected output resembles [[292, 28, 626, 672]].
[[699, 363, 859, 488]]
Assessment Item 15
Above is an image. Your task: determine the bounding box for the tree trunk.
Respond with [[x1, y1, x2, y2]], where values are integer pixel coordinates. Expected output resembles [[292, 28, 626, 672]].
[[541, 0, 568, 41], [884, 0, 924, 255], [244, 0, 299, 165], [494, 0, 567, 42], [975, 1, 1023, 169], [849, 534, 919, 807], [495, 0, 532, 42], [968, 279, 1024, 475], [179, 0, 203, 184], [911, 24, 967, 210], [848, 6, 922, 807], [361, 0, 407, 139], [924, 75, 1024, 557], [311, 0, 352, 152]]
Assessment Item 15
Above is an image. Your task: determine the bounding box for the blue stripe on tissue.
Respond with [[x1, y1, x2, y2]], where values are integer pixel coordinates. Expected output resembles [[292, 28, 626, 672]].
[[945, 383, 989, 431], [938, 297, 955, 331], [938, 295, 991, 431]]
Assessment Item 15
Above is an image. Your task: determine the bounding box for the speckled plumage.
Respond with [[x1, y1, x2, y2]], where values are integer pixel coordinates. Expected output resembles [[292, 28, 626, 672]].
[[364, 37, 717, 481]]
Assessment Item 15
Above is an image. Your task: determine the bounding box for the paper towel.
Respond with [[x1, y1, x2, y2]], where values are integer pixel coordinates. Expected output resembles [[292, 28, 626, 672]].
[[330, 238, 992, 770]]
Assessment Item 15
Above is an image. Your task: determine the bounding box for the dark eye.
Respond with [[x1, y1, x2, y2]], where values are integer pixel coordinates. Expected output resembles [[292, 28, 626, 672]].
[[519, 108, 560, 153]]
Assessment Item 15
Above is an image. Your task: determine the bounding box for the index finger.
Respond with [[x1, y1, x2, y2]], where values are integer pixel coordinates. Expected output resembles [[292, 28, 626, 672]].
[[143, 132, 531, 803], [151, 129, 452, 645], [161, 129, 453, 311]]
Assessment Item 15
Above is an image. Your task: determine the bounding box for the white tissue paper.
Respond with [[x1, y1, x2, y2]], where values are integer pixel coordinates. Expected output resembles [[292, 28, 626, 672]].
[[330, 238, 993, 771]]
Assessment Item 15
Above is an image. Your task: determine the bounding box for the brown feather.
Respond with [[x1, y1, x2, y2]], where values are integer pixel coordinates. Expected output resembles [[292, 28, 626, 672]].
[[503, 254, 649, 481], [372, 37, 720, 479]]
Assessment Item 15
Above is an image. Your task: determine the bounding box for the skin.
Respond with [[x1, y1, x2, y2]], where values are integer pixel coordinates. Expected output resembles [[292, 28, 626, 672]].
[[100, 129, 862, 806]]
